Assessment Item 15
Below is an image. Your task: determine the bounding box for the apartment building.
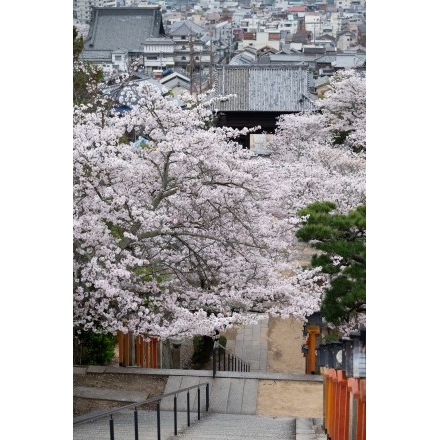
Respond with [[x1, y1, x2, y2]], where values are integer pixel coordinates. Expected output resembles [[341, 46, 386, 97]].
[[334, 0, 366, 10], [73, 0, 118, 24]]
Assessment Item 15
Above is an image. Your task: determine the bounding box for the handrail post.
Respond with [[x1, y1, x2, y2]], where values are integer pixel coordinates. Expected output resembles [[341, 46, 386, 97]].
[[74, 381, 213, 432], [187, 391, 190, 426], [197, 387, 201, 420], [213, 342, 218, 378], [134, 408, 139, 440], [206, 383, 209, 411], [156, 400, 161, 440], [109, 415, 115, 440], [174, 395, 177, 436]]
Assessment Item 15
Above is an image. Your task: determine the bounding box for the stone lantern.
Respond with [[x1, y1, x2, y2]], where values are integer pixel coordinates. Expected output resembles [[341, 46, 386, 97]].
[[344, 329, 366, 378]]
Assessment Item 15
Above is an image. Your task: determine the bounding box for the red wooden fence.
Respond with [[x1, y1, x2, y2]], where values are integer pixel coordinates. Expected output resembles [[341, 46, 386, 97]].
[[323, 368, 366, 440], [118, 331, 160, 368]]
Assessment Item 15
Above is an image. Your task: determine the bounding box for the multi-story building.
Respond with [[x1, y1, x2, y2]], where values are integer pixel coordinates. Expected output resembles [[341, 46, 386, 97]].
[[140, 38, 176, 76], [80, 6, 168, 75], [329, 11, 343, 38], [238, 30, 281, 52], [304, 12, 324, 41], [80, 6, 223, 90], [167, 20, 210, 72], [73, 0, 118, 24], [336, 30, 356, 50], [334, 0, 352, 9]]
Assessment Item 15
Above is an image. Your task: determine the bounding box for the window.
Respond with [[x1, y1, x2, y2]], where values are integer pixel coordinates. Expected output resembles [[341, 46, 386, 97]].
[[147, 55, 157, 60], [115, 55, 122, 61]]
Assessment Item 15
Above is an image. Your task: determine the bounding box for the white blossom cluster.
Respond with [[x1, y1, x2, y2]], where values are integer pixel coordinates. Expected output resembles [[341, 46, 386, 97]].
[[73, 68, 366, 337]]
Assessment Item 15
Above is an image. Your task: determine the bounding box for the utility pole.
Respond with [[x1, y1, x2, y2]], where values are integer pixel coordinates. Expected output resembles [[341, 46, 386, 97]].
[[199, 49, 202, 94], [189, 34, 194, 95], [209, 31, 213, 89]]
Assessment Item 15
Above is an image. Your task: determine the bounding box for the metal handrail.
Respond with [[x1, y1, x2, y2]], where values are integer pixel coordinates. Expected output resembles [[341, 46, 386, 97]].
[[73, 382, 210, 440], [212, 341, 250, 378]]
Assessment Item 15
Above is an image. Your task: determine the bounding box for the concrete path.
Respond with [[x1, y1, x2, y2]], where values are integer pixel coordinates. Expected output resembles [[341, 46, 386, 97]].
[[225, 318, 269, 372]]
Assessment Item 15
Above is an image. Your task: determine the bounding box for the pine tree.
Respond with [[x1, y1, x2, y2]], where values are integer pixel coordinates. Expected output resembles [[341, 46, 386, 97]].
[[296, 201, 366, 328]]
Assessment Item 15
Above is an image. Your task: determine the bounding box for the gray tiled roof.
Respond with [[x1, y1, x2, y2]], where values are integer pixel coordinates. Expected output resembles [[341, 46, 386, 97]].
[[315, 53, 366, 68], [334, 55, 365, 68], [303, 46, 326, 54], [268, 53, 318, 63], [168, 20, 205, 36], [83, 7, 166, 54], [318, 34, 336, 42], [79, 49, 112, 61], [213, 65, 316, 112], [229, 51, 256, 65], [314, 76, 330, 88], [144, 37, 174, 45], [336, 30, 356, 38]]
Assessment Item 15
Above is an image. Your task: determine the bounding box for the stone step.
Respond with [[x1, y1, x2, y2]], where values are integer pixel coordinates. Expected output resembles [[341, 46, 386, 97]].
[[74, 408, 325, 440], [73, 410, 193, 440], [295, 417, 327, 440], [162, 376, 259, 415], [161, 375, 210, 412], [171, 412, 295, 439]]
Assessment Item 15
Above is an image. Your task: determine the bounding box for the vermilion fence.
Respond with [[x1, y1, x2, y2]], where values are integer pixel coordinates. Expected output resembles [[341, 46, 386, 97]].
[[117, 331, 160, 368], [302, 321, 366, 440], [322, 369, 366, 440]]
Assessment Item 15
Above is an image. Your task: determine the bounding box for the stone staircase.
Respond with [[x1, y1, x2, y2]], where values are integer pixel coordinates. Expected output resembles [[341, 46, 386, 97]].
[[73, 371, 327, 439], [166, 412, 296, 439], [73, 409, 325, 440], [73, 317, 327, 439], [161, 375, 259, 414]]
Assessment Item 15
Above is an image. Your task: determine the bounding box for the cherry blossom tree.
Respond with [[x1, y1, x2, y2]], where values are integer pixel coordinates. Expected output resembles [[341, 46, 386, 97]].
[[74, 23, 90, 39], [73, 67, 366, 339], [319, 69, 366, 153], [73, 72, 326, 339], [268, 69, 366, 214], [73, 26, 104, 106], [267, 69, 367, 332]]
